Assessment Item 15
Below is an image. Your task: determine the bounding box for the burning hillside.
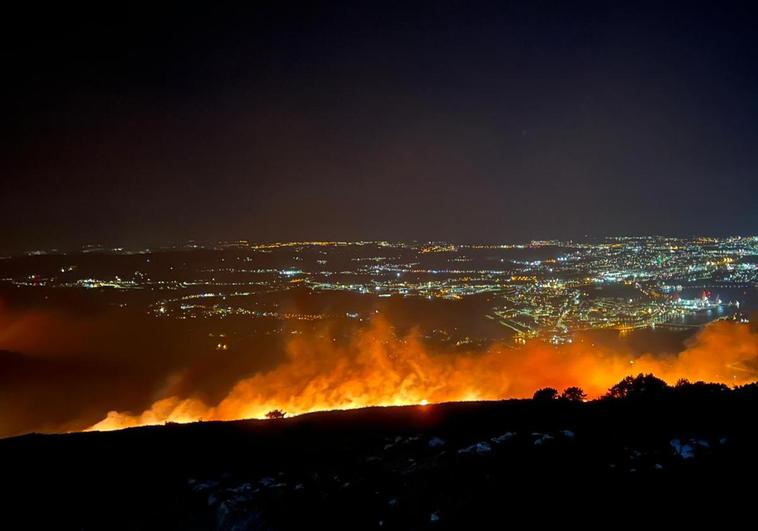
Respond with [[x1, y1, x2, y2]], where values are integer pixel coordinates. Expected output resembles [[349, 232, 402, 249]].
[[89, 318, 758, 431]]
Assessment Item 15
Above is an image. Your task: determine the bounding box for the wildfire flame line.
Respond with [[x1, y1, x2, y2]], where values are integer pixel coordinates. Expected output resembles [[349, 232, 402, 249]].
[[88, 318, 758, 432]]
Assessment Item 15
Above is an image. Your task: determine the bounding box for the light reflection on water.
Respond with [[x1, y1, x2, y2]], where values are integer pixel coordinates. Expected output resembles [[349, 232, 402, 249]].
[[584, 286, 756, 356]]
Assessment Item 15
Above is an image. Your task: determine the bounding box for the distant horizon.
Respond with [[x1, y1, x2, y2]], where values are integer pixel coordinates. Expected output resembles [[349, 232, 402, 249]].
[[5, 233, 758, 256]]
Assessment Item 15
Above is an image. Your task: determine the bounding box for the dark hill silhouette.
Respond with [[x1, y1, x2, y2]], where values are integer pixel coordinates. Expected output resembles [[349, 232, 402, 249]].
[[2, 376, 758, 529]]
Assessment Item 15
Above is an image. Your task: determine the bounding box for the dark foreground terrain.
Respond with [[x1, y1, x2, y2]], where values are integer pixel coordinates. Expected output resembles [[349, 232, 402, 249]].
[[3, 382, 758, 529]]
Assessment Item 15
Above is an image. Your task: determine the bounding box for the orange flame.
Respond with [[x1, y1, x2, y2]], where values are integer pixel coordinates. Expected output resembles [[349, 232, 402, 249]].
[[88, 318, 758, 432]]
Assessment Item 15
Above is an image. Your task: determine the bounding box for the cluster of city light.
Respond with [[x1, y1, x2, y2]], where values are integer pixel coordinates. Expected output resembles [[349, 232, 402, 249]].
[[4, 237, 756, 341]]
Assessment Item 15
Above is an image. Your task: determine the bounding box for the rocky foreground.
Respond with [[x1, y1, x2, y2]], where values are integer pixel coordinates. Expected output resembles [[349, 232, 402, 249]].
[[3, 385, 758, 529]]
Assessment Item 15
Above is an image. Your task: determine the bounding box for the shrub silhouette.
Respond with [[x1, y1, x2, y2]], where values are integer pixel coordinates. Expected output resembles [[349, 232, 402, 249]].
[[673, 379, 730, 398], [265, 409, 286, 419], [560, 386, 587, 402], [605, 373, 669, 399], [533, 387, 559, 401]]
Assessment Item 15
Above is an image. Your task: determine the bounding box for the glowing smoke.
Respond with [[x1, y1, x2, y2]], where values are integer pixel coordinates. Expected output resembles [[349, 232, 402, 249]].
[[89, 318, 758, 431]]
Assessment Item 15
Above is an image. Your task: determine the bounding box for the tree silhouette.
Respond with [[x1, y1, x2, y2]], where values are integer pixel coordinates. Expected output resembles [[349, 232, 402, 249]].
[[533, 387, 559, 401], [560, 386, 587, 402], [605, 374, 669, 400], [265, 409, 286, 419]]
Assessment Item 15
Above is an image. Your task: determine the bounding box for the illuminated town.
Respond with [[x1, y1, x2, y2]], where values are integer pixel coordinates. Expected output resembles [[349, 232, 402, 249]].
[[3, 236, 754, 346]]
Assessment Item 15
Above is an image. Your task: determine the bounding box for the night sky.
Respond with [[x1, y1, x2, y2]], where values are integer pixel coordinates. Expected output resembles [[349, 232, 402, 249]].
[[3, 1, 757, 252]]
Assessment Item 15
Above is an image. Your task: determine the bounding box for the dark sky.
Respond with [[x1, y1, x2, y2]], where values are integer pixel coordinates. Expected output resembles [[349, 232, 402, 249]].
[[2, 1, 757, 251]]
